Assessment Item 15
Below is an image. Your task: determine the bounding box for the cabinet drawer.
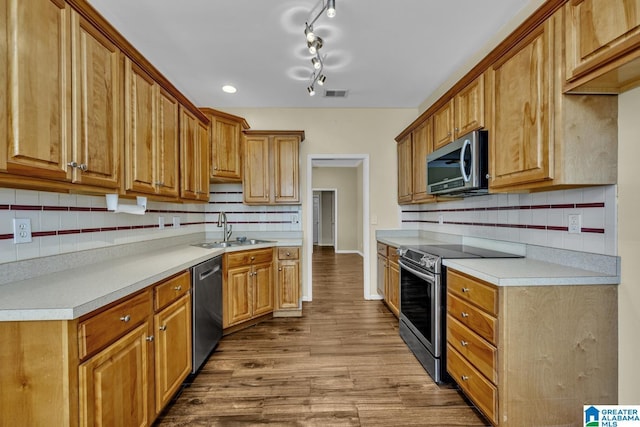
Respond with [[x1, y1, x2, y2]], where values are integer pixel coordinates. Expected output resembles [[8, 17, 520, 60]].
[[227, 248, 273, 268], [79, 289, 152, 360], [376, 242, 387, 256], [447, 344, 497, 425], [387, 246, 399, 263], [447, 314, 497, 383], [277, 247, 299, 260], [448, 293, 497, 345], [154, 271, 191, 311], [447, 269, 497, 315]]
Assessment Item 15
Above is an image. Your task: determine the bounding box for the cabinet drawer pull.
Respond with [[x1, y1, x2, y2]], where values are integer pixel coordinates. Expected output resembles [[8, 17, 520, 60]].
[[174, 285, 182, 291], [120, 315, 131, 323], [278, 267, 282, 271], [250, 256, 255, 260], [461, 375, 469, 381], [461, 287, 470, 293], [159, 325, 167, 331], [461, 312, 469, 318], [461, 340, 469, 347], [286, 252, 290, 257], [146, 335, 154, 342]]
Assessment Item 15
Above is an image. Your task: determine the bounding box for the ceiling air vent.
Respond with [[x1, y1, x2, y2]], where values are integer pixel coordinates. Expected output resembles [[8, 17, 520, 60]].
[[324, 89, 349, 98]]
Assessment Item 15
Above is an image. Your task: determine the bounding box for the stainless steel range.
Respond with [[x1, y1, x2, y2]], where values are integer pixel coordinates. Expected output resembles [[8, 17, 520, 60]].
[[397, 244, 521, 384]]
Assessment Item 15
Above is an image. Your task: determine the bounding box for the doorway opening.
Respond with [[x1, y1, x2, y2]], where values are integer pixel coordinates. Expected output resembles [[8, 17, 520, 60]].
[[305, 154, 371, 302], [312, 189, 337, 250]]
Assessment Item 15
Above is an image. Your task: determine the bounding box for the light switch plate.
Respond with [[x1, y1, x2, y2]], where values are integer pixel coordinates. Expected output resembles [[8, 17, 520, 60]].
[[172, 216, 180, 228], [568, 214, 581, 234], [158, 217, 165, 229], [13, 218, 32, 244]]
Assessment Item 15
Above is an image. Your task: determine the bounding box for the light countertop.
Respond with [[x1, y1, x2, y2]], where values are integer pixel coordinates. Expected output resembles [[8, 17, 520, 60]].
[[0, 239, 301, 322]]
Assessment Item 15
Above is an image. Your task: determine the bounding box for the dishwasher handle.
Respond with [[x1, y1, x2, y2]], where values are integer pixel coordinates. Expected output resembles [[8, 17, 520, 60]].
[[198, 264, 221, 281]]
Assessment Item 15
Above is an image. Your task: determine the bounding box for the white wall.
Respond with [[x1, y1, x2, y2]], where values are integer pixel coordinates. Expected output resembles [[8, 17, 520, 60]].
[[617, 86, 640, 403]]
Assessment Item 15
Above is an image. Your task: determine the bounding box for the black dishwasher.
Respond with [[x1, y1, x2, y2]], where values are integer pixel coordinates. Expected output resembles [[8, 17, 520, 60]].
[[191, 255, 222, 374]]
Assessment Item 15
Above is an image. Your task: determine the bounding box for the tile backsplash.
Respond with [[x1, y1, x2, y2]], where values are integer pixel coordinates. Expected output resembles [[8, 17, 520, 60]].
[[401, 185, 617, 256], [0, 183, 303, 265]]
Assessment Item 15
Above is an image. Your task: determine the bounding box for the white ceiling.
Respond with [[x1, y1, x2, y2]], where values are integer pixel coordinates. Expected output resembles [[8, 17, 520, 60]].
[[87, 0, 531, 109]]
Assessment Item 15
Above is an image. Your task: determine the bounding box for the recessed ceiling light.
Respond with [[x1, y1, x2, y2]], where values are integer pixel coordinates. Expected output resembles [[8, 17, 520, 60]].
[[222, 85, 237, 94]]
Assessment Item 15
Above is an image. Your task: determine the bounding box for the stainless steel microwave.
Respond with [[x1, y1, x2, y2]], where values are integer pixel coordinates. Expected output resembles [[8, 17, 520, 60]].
[[426, 130, 488, 196]]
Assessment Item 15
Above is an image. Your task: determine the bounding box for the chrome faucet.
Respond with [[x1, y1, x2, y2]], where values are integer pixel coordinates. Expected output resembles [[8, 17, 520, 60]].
[[217, 211, 232, 242]]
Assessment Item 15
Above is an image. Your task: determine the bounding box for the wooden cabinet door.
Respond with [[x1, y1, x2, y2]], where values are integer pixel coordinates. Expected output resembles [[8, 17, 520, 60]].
[[71, 11, 121, 189], [454, 75, 485, 138], [253, 262, 274, 316], [224, 266, 252, 328], [196, 119, 210, 201], [154, 294, 192, 414], [79, 322, 153, 427], [565, 0, 640, 80], [489, 22, 553, 190], [276, 260, 299, 310], [397, 134, 413, 204], [179, 107, 198, 200], [433, 99, 454, 150], [156, 88, 179, 197], [211, 116, 242, 181], [411, 118, 436, 203], [387, 260, 400, 317], [3, 0, 72, 181], [273, 136, 300, 203], [125, 59, 156, 194], [243, 136, 270, 204]]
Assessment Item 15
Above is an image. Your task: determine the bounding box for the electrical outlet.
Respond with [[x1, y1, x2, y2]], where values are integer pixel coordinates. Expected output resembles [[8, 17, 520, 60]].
[[568, 214, 581, 234], [172, 216, 180, 228], [438, 214, 444, 225], [291, 214, 299, 224], [158, 217, 165, 229], [13, 218, 32, 244]]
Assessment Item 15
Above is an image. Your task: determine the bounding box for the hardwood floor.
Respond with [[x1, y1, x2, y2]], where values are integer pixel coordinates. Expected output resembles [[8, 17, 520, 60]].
[[155, 246, 488, 426]]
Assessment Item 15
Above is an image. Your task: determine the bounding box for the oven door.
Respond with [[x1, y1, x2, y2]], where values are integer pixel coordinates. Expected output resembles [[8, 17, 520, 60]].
[[398, 259, 441, 358]]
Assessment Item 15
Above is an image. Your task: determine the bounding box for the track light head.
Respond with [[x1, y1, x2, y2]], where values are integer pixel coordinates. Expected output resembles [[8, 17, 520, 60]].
[[317, 74, 326, 86], [307, 37, 323, 55], [311, 56, 322, 70], [304, 24, 316, 43], [307, 85, 316, 96], [327, 0, 336, 18]]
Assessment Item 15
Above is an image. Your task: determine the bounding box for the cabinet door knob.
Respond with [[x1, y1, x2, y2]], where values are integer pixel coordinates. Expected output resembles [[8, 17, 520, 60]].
[[461, 340, 469, 347], [278, 267, 282, 271], [461, 287, 470, 293], [79, 163, 88, 172], [146, 335, 155, 342], [461, 375, 469, 381], [120, 315, 131, 323], [486, 173, 491, 180], [159, 325, 167, 331], [174, 285, 182, 291], [461, 312, 469, 318], [250, 256, 255, 260], [286, 252, 290, 257]]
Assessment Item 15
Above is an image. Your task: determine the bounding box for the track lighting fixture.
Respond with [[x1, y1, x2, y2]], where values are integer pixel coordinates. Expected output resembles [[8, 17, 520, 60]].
[[303, 0, 337, 96]]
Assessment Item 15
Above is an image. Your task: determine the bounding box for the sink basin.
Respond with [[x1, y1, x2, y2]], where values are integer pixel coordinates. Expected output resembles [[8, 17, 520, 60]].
[[191, 239, 274, 249]]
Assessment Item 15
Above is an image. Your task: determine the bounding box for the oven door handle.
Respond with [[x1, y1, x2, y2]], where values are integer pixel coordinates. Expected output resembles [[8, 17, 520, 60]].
[[398, 259, 436, 282]]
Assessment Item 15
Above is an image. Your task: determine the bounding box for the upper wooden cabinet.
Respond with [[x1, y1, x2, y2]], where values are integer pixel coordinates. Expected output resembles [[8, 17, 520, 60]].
[[397, 117, 437, 205], [433, 75, 485, 150], [201, 108, 249, 183], [1, 0, 72, 181], [488, 8, 617, 192], [180, 107, 210, 202], [242, 130, 305, 205], [156, 88, 180, 198], [565, 0, 640, 93]]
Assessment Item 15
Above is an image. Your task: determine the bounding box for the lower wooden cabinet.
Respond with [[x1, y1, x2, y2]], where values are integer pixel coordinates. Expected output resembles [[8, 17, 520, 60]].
[[0, 271, 193, 427], [79, 322, 154, 427], [275, 247, 301, 316], [223, 248, 274, 330], [378, 241, 400, 317], [446, 269, 617, 426]]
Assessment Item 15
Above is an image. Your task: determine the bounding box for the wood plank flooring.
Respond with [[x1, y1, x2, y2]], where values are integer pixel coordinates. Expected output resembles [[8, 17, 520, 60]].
[[155, 246, 488, 426]]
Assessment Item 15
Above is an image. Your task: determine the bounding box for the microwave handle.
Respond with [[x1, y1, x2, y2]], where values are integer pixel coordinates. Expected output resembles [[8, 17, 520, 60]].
[[460, 139, 471, 182]]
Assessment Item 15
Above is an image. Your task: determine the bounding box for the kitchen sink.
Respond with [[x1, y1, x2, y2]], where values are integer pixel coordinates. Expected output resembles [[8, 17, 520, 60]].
[[191, 239, 274, 249]]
